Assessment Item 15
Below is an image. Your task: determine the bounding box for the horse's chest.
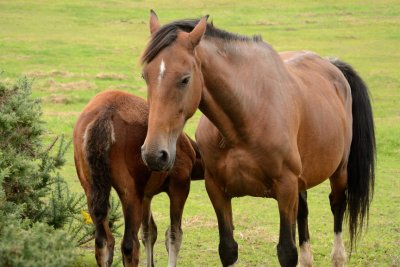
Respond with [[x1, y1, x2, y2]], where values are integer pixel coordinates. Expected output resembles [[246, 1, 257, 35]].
[[212, 148, 277, 198]]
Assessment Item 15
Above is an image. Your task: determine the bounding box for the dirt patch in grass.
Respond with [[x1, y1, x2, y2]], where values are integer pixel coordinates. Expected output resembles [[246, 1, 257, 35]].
[[255, 20, 281, 26], [43, 111, 81, 117], [237, 226, 278, 243], [183, 215, 218, 229], [48, 79, 96, 91], [25, 70, 79, 78], [95, 73, 126, 80], [106, 84, 139, 92], [43, 94, 80, 104]]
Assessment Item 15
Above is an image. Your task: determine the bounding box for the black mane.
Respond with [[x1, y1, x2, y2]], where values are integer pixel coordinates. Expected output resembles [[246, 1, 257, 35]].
[[141, 19, 263, 64]]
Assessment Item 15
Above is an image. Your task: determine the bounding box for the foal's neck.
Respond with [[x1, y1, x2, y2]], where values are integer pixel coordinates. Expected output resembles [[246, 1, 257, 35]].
[[197, 38, 291, 144]]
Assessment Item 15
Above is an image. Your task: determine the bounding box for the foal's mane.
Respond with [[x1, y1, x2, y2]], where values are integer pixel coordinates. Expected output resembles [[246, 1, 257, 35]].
[[141, 19, 263, 64]]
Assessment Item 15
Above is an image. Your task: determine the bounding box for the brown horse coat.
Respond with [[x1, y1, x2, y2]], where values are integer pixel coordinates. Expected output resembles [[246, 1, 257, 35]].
[[74, 90, 202, 267], [140, 13, 375, 267]]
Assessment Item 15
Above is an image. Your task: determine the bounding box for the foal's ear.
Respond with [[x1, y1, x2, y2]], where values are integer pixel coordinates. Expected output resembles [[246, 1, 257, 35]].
[[149, 9, 160, 34], [189, 15, 209, 47]]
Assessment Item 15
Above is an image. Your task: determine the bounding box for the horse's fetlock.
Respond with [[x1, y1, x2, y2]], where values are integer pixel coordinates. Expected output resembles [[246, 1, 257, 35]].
[[121, 239, 133, 256], [219, 239, 238, 266], [95, 236, 106, 249], [277, 243, 298, 267]]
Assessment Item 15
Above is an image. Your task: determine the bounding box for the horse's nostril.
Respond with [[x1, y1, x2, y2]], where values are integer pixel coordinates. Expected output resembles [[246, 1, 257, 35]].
[[141, 147, 170, 171], [159, 150, 169, 163]]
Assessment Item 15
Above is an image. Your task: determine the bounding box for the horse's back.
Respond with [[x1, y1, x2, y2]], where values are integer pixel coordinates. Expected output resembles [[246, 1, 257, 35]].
[[79, 90, 148, 125], [73, 90, 148, 193], [74, 90, 198, 195], [281, 51, 353, 189], [74, 90, 149, 165]]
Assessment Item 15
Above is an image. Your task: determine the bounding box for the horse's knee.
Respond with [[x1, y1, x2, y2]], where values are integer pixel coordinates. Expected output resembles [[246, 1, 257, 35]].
[[121, 237, 133, 256], [95, 233, 106, 249], [165, 227, 183, 252], [219, 238, 238, 267], [142, 221, 158, 246], [166, 227, 182, 242], [277, 243, 298, 267]]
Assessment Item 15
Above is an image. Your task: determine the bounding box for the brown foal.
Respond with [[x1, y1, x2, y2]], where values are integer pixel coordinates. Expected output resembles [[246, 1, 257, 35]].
[[74, 90, 202, 267]]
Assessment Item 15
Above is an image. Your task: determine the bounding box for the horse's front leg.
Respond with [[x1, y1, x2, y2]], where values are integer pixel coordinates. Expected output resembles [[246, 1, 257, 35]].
[[165, 178, 190, 267], [276, 171, 299, 267], [205, 172, 238, 267], [141, 196, 157, 267]]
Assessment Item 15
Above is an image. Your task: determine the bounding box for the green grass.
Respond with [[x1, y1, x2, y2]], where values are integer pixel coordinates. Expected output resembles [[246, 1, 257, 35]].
[[1, 0, 399, 266]]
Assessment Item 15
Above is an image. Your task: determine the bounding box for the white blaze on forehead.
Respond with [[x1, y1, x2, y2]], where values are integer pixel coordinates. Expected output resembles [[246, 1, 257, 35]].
[[158, 59, 166, 82]]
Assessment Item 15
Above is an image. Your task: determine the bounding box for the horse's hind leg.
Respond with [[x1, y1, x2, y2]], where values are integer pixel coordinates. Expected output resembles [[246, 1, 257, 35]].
[[88, 185, 114, 266], [298, 191, 313, 267], [118, 189, 142, 267], [83, 179, 114, 267], [141, 197, 157, 267], [205, 172, 238, 267], [94, 217, 115, 267], [329, 167, 347, 267], [165, 179, 190, 267]]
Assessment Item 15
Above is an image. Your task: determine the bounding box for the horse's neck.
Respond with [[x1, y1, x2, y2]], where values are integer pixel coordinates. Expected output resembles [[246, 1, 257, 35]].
[[197, 39, 293, 144]]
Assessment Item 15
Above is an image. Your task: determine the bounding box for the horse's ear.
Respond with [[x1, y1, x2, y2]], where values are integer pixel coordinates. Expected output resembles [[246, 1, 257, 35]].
[[149, 9, 160, 35], [189, 15, 209, 47]]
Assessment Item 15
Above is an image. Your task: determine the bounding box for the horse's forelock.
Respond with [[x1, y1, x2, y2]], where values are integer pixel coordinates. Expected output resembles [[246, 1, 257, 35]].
[[141, 20, 199, 64]]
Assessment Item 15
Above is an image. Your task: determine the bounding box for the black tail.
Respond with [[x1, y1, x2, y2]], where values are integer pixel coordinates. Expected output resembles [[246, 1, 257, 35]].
[[85, 107, 115, 224], [331, 59, 376, 250]]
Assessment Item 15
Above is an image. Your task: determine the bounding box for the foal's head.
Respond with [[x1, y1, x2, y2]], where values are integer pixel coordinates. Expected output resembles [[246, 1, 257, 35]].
[[141, 11, 208, 171]]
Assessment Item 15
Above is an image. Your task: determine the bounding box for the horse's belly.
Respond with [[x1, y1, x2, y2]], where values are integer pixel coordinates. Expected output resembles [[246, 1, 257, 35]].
[[298, 118, 347, 190]]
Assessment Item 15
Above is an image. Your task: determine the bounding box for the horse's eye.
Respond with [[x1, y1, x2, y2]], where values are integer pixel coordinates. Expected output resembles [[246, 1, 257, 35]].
[[179, 75, 190, 88]]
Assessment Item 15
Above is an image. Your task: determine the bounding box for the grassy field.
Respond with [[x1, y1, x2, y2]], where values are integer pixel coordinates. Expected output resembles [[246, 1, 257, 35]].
[[1, 0, 399, 266]]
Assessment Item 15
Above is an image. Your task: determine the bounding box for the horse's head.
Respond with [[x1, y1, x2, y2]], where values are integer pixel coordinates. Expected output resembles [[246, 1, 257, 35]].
[[141, 11, 208, 171]]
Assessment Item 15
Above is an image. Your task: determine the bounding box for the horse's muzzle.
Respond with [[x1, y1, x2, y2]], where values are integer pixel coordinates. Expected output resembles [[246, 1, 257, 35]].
[[141, 145, 174, 171]]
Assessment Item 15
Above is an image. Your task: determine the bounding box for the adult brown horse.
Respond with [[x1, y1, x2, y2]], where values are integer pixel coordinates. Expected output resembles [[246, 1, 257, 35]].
[[73, 90, 203, 267], [140, 11, 375, 267]]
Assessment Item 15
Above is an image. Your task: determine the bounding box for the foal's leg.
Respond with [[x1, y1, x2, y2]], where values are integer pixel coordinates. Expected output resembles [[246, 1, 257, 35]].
[[78, 168, 115, 266], [141, 196, 157, 267], [298, 191, 313, 267], [119, 191, 143, 267], [205, 173, 238, 267], [86, 191, 115, 267], [165, 179, 190, 267], [329, 168, 347, 267], [276, 172, 299, 267], [94, 218, 115, 267]]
